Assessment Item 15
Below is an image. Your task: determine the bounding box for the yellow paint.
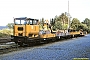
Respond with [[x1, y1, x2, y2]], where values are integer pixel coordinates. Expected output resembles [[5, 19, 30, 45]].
[[70, 31, 80, 35], [26, 25, 39, 36], [40, 34, 55, 38], [14, 25, 25, 36]]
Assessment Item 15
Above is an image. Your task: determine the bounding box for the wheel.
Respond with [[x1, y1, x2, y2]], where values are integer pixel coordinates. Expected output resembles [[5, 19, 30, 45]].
[[18, 42, 23, 47]]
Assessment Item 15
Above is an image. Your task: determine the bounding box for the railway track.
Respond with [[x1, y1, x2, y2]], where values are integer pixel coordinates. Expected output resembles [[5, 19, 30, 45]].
[[0, 38, 11, 43], [0, 35, 85, 55], [0, 38, 19, 54], [0, 42, 19, 54], [0, 38, 42, 55]]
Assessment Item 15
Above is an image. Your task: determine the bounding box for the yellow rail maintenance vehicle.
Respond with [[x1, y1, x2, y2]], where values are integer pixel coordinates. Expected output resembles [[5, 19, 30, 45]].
[[11, 17, 56, 46]]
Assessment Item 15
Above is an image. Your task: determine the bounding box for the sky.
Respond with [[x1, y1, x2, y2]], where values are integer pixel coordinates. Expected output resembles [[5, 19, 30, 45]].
[[0, 0, 90, 26]]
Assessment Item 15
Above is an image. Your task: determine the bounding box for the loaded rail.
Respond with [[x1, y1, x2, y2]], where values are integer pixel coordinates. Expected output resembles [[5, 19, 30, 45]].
[[0, 38, 11, 43], [0, 42, 19, 54]]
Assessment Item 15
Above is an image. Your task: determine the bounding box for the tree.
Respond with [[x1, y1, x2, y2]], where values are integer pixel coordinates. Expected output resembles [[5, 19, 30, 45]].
[[83, 18, 90, 26], [50, 18, 55, 26], [52, 13, 68, 30], [53, 21, 62, 30], [79, 23, 88, 30], [59, 13, 68, 24], [6, 23, 14, 29], [70, 18, 81, 30], [39, 18, 45, 30], [58, 13, 68, 30], [82, 18, 90, 33], [41, 18, 44, 25], [83, 18, 89, 24]]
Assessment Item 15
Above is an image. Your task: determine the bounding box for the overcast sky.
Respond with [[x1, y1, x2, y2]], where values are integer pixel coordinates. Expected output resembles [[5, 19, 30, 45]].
[[0, 0, 90, 26]]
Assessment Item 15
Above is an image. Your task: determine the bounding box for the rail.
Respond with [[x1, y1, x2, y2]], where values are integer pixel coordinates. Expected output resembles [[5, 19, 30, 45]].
[[0, 38, 11, 43]]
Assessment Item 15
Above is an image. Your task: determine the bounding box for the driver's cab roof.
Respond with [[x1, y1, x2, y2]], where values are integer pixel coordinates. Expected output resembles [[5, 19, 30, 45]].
[[26, 18, 39, 21], [14, 17, 39, 21], [14, 17, 27, 20]]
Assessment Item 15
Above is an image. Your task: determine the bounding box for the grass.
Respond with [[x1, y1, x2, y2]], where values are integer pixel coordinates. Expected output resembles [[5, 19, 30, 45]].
[[0, 28, 13, 38]]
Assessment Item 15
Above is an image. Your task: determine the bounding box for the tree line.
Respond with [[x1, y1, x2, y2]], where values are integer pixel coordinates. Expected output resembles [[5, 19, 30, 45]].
[[7, 12, 90, 33], [38, 12, 90, 33]]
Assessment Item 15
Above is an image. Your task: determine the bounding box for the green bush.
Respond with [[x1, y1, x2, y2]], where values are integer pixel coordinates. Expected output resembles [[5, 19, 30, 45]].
[[0, 28, 13, 37]]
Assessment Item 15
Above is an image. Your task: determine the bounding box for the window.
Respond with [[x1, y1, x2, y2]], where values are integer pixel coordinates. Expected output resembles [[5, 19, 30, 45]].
[[33, 20, 37, 25], [21, 20, 27, 24], [15, 20, 20, 24], [30, 20, 33, 25], [15, 20, 27, 24], [18, 27, 23, 31]]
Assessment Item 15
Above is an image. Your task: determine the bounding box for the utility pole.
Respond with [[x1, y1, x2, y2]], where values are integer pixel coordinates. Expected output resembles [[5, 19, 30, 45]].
[[66, 0, 72, 33], [68, 0, 69, 14], [68, 0, 70, 29]]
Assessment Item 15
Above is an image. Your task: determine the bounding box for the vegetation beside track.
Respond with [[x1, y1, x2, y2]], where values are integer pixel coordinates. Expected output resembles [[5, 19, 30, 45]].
[[0, 28, 13, 38]]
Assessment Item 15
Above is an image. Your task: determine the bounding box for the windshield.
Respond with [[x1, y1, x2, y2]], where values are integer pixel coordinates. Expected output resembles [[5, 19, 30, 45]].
[[15, 20, 20, 24], [15, 20, 27, 24], [14, 18, 38, 25]]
